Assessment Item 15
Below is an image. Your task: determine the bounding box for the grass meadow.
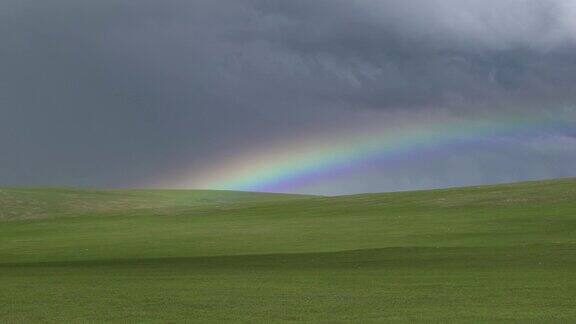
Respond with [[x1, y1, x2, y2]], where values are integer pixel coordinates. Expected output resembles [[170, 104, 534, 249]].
[[1, 179, 576, 322]]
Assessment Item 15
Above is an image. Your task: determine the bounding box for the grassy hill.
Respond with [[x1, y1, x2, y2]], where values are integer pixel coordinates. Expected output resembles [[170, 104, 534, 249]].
[[1, 178, 576, 322], [0, 187, 311, 221]]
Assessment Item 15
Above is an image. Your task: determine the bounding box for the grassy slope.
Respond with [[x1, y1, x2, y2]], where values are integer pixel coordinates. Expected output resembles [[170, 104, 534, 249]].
[[1, 179, 576, 322], [0, 187, 311, 221]]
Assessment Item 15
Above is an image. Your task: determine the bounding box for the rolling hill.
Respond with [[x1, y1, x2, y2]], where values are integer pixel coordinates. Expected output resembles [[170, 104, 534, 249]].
[[1, 178, 576, 322]]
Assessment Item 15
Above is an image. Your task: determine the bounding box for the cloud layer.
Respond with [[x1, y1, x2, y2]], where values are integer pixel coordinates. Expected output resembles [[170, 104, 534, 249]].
[[1, 0, 575, 193]]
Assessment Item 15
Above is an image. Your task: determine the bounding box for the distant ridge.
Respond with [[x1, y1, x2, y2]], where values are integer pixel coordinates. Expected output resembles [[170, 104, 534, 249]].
[[0, 187, 313, 222]]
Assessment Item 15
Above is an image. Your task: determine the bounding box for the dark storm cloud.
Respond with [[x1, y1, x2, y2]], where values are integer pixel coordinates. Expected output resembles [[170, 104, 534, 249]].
[[1, 0, 575, 192], [244, 0, 576, 110]]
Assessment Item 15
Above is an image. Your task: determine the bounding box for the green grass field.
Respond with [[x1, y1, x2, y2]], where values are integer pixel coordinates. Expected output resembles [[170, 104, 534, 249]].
[[1, 179, 576, 322]]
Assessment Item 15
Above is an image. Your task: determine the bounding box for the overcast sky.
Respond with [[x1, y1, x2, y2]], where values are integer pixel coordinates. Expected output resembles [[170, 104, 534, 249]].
[[2, 0, 576, 194]]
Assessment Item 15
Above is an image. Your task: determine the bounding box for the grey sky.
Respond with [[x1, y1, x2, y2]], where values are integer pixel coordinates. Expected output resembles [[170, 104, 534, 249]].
[[1, 0, 576, 194]]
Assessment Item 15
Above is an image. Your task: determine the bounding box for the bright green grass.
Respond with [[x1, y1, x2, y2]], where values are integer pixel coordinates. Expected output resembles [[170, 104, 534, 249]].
[[1, 178, 576, 322]]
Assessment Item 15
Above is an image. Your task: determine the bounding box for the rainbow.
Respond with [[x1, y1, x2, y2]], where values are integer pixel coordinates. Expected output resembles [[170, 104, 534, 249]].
[[176, 112, 574, 193]]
